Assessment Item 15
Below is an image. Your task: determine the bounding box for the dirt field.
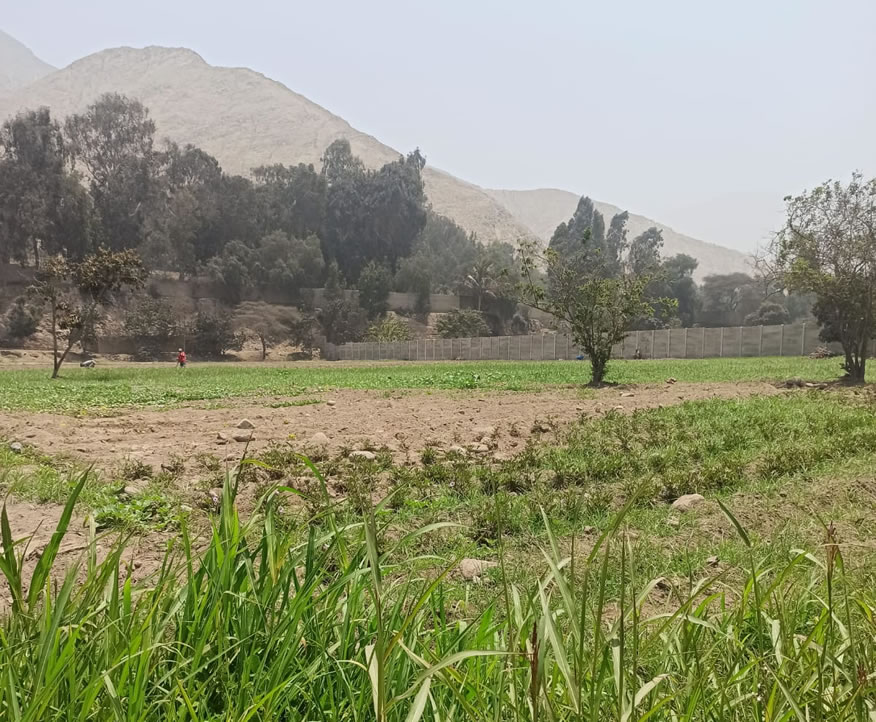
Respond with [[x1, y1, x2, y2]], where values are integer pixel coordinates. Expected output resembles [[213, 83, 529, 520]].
[[0, 381, 782, 472]]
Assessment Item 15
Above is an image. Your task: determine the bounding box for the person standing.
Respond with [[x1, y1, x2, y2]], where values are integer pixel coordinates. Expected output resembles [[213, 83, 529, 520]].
[[177, 348, 187, 368]]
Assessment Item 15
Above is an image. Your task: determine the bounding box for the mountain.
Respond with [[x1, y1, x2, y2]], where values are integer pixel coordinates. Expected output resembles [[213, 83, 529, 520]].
[[0, 40, 748, 276], [485, 188, 750, 280], [0, 45, 534, 246], [0, 30, 55, 93]]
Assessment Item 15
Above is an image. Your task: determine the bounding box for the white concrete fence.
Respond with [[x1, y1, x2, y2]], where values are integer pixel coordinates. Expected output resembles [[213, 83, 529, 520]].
[[324, 322, 834, 362]]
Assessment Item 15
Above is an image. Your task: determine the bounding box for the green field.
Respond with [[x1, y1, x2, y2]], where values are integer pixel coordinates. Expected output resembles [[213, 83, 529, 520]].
[[1, 358, 875, 719], [0, 356, 861, 412]]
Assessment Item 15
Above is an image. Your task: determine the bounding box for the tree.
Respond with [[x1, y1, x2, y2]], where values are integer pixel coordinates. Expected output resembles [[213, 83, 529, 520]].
[[315, 262, 368, 344], [65, 94, 157, 252], [253, 163, 326, 239], [207, 241, 255, 305], [2, 296, 43, 342], [395, 212, 479, 294], [190, 310, 243, 358], [0, 108, 92, 265], [29, 248, 147, 377], [519, 240, 659, 385], [462, 254, 500, 311], [358, 261, 393, 318], [123, 296, 180, 360], [252, 232, 324, 296], [698, 273, 761, 327], [233, 301, 296, 360], [321, 142, 427, 281], [773, 173, 876, 382], [436, 310, 490, 339], [744, 301, 790, 326]]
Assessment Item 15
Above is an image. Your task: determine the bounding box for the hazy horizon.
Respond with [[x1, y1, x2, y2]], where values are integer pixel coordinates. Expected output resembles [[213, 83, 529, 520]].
[[5, 0, 876, 253]]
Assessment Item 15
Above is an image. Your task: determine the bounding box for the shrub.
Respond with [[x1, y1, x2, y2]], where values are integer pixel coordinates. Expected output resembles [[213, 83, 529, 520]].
[[189, 310, 244, 358], [436, 309, 490, 338], [366, 316, 413, 342], [2, 297, 42, 341]]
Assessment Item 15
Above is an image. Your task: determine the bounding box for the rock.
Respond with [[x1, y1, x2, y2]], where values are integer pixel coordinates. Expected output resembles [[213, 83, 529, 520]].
[[470, 443, 490, 453], [613, 405, 625, 412], [620, 392, 635, 398], [666, 377, 677, 384], [310, 432, 330, 446], [9, 442, 23, 454], [326, 399, 336, 407], [459, 558, 498, 582], [447, 445, 466, 455], [671, 493, 706, 511], [706, 555, 720, 567], [217, 432, 228, 441], [206, 488, 222, 509], [350, 450, 376, 461], [236, 419, 255, 429], [784, 378, 805, 389], [224, 453, 238, 462], [474, 426, 496, 439], [122, 485, 140, 497], [535, 423, 552, 433], [180, 504, 193, 513], [232, 431, 254, 443]]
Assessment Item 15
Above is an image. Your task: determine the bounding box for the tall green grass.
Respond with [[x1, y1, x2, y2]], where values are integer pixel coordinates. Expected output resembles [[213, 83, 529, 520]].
[[0, 462, 873, 720]]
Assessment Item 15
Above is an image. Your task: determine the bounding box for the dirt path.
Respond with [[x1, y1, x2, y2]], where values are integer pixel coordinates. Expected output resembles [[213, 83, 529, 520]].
[[0, 382, 782, 473]]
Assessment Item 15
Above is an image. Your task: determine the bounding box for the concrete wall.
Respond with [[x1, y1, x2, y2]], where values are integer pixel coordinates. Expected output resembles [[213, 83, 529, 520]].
[[325, 322, 837, 362]]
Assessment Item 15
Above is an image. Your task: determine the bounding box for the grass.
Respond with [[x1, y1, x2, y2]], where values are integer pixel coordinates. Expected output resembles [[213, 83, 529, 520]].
[[0, 356, 866, 412], [0, 448, 873, 719], [0, 382, 874, 718]]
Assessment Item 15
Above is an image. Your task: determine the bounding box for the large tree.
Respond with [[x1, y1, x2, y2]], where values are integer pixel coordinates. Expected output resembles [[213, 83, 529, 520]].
[[65, 94, 157, 251], [698, 272, 761, 327], [548, 196, 626, 280], [321, 142, 427, 281], [0, 108, 91, 265], [520, 236, 661, 385], [774, 173, 876, 382], [29, 248, 147, 377]]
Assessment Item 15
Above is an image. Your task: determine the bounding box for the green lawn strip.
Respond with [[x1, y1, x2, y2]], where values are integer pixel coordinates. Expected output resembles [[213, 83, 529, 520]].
[[0, 356, 864, 412]]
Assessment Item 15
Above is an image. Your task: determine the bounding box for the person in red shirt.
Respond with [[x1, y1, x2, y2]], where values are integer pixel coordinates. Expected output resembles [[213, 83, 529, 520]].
[[177, 348, 187, 368]]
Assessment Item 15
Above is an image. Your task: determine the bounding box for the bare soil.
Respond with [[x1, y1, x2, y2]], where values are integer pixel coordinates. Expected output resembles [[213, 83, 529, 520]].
[[0, 382, 781, 473]]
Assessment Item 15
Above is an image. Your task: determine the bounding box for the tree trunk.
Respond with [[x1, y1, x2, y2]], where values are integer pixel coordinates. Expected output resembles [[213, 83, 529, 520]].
[[261, 336, 267, 361], [590, 353, 609, 386], [51, 304, 60, 379]]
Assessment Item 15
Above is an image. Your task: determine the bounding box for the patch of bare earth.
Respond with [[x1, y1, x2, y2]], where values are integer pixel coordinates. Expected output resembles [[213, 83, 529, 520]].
[[0, 381, 784, 590], [0, 382, 780, 472]]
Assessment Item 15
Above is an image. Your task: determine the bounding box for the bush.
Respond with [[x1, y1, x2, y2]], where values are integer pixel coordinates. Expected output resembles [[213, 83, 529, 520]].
[[189, 310, 244, 358], [745, 301, 791, 326], [436, 309, 490, 338], [366, 316, 413, 342], [124, 297, 180, 360], [2, 297, 42, 341], [317, 299, 368, 345]]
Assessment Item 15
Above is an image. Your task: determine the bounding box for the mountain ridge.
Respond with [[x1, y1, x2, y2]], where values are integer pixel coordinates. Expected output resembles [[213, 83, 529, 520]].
[[0, 29, 56, 93], [0, 38, 749, 276]]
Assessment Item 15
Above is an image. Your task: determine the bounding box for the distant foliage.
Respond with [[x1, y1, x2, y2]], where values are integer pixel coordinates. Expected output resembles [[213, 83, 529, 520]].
[[436, 310, 490, 339], [2, 297, 43, 341], [745, 301, 790, 326], [190, 310, 244, 358], [358, 261, 393, 318], [233, 301, 297, 360], [366, 316, 413, 342], [123, 296, 180, 360]]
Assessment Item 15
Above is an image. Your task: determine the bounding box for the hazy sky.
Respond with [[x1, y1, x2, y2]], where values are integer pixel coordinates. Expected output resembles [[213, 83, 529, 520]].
[[5, 0, 876, 252]]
